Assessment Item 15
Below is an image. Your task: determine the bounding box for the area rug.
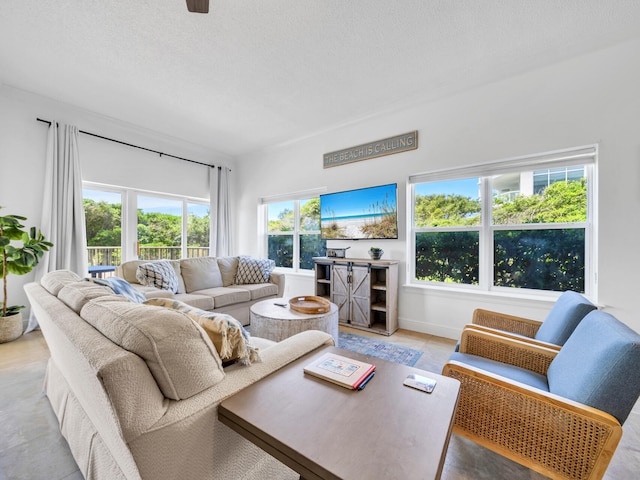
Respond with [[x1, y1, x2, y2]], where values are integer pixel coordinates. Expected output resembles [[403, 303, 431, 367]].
[[338, 332, 423, 367]]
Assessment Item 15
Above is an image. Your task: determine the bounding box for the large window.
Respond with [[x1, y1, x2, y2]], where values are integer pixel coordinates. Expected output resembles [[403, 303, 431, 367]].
[[265, 196, 325, 271], [83, 184, 210, 268], [410, 146, 596, 295]]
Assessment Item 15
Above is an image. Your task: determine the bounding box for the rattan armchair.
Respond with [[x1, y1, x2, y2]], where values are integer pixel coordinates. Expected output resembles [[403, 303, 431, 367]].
[[443, 310, 640, 480], [469, 290, 596, 348]]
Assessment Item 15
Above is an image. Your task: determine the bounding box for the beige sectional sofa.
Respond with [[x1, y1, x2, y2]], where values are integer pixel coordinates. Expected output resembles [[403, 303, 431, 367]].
[[115, 256, 285, 325], [25, 270, 334, 480]]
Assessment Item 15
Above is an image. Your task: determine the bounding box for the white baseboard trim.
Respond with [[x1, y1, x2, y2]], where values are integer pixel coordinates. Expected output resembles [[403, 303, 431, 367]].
[[398, 317, 461, 340]]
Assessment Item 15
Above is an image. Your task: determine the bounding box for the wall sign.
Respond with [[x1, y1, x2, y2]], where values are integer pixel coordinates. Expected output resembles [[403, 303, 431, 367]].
[[323, 131, 418, 168]]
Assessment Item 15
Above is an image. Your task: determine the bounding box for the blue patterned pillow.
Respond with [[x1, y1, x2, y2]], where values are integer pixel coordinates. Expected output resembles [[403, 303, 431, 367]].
[[91, 276, 146, 303], [234, 256, 275, 285], [136, 260, 179, 293]]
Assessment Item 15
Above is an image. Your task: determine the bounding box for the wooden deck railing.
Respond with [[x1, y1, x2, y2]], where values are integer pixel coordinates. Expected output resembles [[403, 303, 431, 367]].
[[87, 246, 210, 267]]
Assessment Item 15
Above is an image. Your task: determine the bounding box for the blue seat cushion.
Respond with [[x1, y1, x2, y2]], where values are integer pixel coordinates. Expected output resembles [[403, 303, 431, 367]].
[[547, 310, 640, 424], [449, 352, 550, 392], [534, 291, 596, 345]]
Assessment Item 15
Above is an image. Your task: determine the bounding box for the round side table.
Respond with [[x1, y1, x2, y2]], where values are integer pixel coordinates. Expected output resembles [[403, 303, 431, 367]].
[[250, 299, 339, 343]]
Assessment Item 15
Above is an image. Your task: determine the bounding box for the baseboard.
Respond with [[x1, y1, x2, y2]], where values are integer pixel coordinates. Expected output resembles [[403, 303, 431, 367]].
[[398, 317, 460, 340]]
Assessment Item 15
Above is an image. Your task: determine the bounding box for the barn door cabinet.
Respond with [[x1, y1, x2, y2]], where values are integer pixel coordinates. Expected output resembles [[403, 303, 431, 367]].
[[313, 257, 398, 336]]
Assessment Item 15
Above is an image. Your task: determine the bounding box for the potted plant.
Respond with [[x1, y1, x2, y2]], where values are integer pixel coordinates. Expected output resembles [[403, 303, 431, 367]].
[[1, 209, 53, 343], [368, 247, 383, 260]]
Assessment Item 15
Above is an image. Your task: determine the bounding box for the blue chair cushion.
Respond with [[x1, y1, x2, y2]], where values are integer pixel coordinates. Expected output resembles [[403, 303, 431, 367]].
[[449, 352, 550, 392], [547, 310, 640, 424], [534, 291, 596, 345]]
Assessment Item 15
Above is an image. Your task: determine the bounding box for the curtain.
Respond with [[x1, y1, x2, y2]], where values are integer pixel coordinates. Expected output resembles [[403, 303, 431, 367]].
[[209, 166, 232, 256], [26, 121, 87, 332]]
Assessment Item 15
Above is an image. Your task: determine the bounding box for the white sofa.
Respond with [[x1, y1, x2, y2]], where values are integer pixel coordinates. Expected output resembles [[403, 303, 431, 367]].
[[115, 256, 285, 325], [25, 270, 334, 480]]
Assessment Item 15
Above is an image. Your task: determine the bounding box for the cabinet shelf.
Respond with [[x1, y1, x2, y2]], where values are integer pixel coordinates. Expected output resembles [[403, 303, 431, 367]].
[[313, 257, 398, 336], [371, 303, 387, 312]]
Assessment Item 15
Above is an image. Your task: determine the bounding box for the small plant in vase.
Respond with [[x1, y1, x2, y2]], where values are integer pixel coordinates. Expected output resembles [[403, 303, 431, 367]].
[[1, 208, 53, 343], [368, 247, 383, 260]]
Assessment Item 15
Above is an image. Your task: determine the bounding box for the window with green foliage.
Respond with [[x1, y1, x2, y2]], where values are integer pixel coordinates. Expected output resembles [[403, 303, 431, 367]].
[[266, 197, 325, 270], [83, 185, 210, 267], [84, 189, 122, 267], [410, 146, 595, 295]]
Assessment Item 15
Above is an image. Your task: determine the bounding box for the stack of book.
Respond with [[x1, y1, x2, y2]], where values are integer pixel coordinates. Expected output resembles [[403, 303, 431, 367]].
[[304, 352, 376, 390]]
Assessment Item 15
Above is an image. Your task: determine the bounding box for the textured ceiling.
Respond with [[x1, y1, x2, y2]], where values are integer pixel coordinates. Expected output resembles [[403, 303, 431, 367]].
[[2, 1, 640, 157]]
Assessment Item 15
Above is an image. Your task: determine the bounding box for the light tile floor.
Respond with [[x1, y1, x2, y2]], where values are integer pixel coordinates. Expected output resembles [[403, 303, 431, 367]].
[[1, 328, 638, 479]]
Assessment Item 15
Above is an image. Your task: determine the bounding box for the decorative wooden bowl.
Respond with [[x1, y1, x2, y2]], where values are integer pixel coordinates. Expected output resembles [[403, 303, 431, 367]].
[[289, 295, 331, 314]]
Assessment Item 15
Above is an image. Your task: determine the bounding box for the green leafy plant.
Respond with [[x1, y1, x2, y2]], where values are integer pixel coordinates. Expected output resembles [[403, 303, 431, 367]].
[[1, 208, 53, 317]]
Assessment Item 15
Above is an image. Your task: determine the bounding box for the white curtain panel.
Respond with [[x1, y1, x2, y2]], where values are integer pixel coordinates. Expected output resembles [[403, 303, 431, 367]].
[[209, 166, 232, 257], [26, 122, 88, 332]]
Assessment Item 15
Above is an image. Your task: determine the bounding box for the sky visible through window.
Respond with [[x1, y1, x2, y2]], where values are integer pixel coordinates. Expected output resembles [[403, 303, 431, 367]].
[[414, 178, 479, 199], [84, 190, 208, 217]]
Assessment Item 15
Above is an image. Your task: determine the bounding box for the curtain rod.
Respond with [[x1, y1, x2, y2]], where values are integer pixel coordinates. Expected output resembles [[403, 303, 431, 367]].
[[36, 117, 217, 169]]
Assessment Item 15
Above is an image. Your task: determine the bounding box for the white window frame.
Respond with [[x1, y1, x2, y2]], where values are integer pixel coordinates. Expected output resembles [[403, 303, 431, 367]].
[[83, 182, 210, 262], [407, 145, 597, 299], [260, 188, 326, 273]]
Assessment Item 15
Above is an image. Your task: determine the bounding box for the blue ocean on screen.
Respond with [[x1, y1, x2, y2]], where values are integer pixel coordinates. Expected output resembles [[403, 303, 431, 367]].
[[321, 212, 387, 222]]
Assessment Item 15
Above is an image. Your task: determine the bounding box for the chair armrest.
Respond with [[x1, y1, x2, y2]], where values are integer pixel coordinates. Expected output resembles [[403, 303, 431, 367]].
[[269, 271, 286, 297], [442, 360, 622, 480], [459, 326, 558, 375], [465, 324, 562, 351], [472, 308, 542, 338]]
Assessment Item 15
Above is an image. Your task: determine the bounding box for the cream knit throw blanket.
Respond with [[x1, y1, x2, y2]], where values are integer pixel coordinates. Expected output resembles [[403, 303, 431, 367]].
[[144, 298, 260, 365]]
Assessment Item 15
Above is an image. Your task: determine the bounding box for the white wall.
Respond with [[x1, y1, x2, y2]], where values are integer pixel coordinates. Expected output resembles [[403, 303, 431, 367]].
[[0, 86, 235, 317], [235, 39, 640, 338]]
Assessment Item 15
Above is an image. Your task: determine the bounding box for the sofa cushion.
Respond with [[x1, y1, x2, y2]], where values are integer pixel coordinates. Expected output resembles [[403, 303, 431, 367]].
[[145, 298, 260, 365], [217, 256, 239, 287], [191, 287, 251, 308], [137, 286, 175, 299], [81, 297, 225, 400], [91, 276, 147, 303], [136, 260, 179, 293], [41, 270, 82, 295], [180, 257, 223, 293], [174, 293, 215, 310], [234, 283, 279, 300], [58, 281, 121, 314], [235, 256, 275, 285]]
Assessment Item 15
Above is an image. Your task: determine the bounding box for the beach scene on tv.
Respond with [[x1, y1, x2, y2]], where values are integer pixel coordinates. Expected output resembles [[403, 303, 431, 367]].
[[321, 184, 398, 239]]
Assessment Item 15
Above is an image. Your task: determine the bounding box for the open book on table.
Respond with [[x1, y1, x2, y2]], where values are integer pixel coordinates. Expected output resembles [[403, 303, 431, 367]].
[[304, 352, 375, 390]]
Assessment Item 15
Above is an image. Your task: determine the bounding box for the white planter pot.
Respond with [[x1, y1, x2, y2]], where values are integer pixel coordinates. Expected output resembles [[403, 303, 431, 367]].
[[0, 311, 23, 343]]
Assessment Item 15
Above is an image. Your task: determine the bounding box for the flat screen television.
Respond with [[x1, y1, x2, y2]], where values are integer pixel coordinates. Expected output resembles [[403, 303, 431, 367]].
[[320, 183, 398, 240]]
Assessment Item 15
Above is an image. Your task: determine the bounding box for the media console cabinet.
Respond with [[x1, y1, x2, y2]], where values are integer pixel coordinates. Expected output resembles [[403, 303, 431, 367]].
[[313, 257, 398, 336]]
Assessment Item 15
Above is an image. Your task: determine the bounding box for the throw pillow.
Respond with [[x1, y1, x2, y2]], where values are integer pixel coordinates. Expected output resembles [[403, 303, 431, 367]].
[[136, 260, 179, 293], [235, 256, 275, 285], [144, 298, 261, 365], [90, 276, 147, 303]]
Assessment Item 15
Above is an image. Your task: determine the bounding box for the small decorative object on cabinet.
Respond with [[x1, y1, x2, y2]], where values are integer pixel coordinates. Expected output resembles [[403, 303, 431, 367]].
[[313, 257, 398, 335], [368, 247, 383, 260]]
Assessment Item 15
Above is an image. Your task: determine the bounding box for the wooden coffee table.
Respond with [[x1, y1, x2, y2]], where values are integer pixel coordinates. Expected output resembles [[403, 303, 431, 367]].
[[219, 346, 460, 480], [250, 299, 339, 343]]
